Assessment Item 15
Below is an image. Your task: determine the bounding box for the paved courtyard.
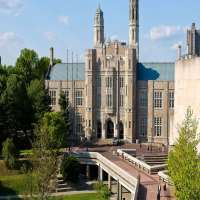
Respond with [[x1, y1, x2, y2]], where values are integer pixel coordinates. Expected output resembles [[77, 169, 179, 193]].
[[73, 143, 175, 200]]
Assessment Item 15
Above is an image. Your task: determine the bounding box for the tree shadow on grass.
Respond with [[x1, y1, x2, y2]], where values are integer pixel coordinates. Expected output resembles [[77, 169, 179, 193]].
[[0, 182, 22, 199]]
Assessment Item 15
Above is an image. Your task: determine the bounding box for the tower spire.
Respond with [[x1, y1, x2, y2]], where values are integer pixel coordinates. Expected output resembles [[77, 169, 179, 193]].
[[94, 5, 104, 47], [129, 0, 139, 59]]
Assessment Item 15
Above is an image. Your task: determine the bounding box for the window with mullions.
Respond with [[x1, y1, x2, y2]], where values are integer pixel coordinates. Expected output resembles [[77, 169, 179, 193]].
[[139, 118, 147, 137], [106, 94, 112, 108], [49, 90, 56, 106], [154, 91, 162, 108], [75, 90, 83, 106], [169, 91, 174, 108], [76, 114, 83, 134], [139, 90, 147, 107], [106, 77, 113, 88], [63, 90, 69, 103], [154, 117, 162, 136], [119, 77, 124, 88]]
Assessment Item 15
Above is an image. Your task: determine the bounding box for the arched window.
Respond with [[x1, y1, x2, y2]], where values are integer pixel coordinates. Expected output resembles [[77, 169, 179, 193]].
[[106, 119, 114, 138]]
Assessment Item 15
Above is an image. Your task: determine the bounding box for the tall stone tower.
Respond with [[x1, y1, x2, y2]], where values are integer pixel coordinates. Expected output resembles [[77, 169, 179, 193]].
[[94, 5, 104, 47], [129, 0, 139, 59], [85, 1, 138, 142], [187, 23, 200, 56]]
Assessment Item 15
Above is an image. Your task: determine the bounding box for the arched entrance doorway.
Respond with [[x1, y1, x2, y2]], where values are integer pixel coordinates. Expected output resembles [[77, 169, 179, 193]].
[[106, 119, 114, 138], [119, 122, 124, 139], [97, 121, 102, 139]]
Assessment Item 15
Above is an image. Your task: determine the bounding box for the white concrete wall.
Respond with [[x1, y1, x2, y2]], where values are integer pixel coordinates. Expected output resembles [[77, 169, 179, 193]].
[[171, 57, 200, 151]]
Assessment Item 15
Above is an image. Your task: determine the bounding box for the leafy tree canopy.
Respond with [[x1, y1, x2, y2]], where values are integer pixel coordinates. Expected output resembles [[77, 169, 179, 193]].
[[168, 107, 200, 200], [37, 112, 67, 148]]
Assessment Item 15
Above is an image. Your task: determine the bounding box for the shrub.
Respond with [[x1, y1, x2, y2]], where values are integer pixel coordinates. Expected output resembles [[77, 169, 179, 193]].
[[93, 181, 111, 200], [2, 138, 17, 169], [60, 156, 80, 183]]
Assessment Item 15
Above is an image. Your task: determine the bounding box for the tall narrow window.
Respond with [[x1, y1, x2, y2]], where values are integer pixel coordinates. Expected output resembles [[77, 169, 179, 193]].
[[49, 90, 56, 106], [132, 29, 135, 41], [76, 114, 83, 134], [88, 60, 91, 70], [154, 91, 162, 108], [169, 91, 174, 108], [63, 90, 69, 103], [154, 117, 162, 136], [139, 118, 147, 137], [139, 90, 147, 107], [120, 94, 124, 107], [132, 8, 135, 20], [106, 76, 113, 108], [120, 77, 124, 88], [75, 90, 83, 106]]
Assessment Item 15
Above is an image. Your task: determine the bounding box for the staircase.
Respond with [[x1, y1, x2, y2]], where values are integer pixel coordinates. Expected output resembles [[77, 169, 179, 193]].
[[142, 154, 168, 166], [55, 174, 69, 193]]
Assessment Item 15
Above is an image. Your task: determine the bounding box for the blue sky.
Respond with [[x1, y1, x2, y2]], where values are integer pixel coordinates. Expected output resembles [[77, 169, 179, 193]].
[[0, 0, 200, 65]]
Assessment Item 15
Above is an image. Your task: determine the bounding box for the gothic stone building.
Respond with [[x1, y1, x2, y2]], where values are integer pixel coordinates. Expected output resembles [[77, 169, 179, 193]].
[[46, 0, 175, 145]]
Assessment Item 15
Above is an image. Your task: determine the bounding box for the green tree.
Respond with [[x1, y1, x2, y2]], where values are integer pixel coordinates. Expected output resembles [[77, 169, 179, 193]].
[[0, 74, 33, 137], [60, 156, 80, 183], [38, 112, 67, 148], [59, 91, 68, 112], [36, 57, 62, 80], [2, 138, 17, 169], [32, 112, 66, 199], [59, 91, 70, 147], [16, 49, 39, 84], [168, 107, 200, 200], [27, 79, 50, 122], [94, 181, 111, 200]]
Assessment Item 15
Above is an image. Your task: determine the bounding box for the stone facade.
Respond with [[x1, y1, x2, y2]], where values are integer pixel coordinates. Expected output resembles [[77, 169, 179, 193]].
[[84, 1, 138, 143], [45, 0, 175, 146]]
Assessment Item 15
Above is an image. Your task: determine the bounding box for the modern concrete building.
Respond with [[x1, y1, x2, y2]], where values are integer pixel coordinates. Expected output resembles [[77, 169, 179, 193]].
[[169, 23, 200, 151], [45, 0, 176, 145]]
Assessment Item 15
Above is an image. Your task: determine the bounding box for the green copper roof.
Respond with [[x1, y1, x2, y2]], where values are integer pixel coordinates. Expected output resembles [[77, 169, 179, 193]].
[[49, 63, 85, 81], [137, 62, 175, 81], [48, 62, 175, 81]]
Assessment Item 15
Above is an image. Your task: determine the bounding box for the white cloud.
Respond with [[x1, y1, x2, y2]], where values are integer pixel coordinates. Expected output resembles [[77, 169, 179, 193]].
[[44, 32, 56, 42], [0, 32, 22, 47], [149, 25, 184, 41], [58, 15, 69, 25], [0, 0, 24, 15]]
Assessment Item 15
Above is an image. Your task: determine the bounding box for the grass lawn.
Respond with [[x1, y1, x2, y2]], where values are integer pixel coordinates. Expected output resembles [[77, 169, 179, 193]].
[[55, 193, 98, 200], [19, 149, 33, 156], [0, 161, 98, 199], [0, 160, 34, 195], [0, 174, 29, 195]]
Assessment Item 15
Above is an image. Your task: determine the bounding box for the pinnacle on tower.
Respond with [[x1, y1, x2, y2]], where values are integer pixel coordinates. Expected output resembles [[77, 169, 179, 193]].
[[129, 0, 139, 59], [94, 4, 104, 47]]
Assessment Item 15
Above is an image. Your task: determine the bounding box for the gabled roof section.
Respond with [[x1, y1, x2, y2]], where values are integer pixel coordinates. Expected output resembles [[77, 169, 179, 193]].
[[137, 62, 175, 81], [48, 63, 85, 81]]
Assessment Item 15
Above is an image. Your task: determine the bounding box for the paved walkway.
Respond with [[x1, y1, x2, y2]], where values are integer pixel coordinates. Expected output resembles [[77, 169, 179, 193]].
[[75, 143, 175, 200]]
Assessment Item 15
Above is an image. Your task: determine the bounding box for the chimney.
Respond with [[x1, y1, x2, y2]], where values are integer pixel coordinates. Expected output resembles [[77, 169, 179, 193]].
[[177, 45, 182, 60], [50, 47, 54, 66]]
